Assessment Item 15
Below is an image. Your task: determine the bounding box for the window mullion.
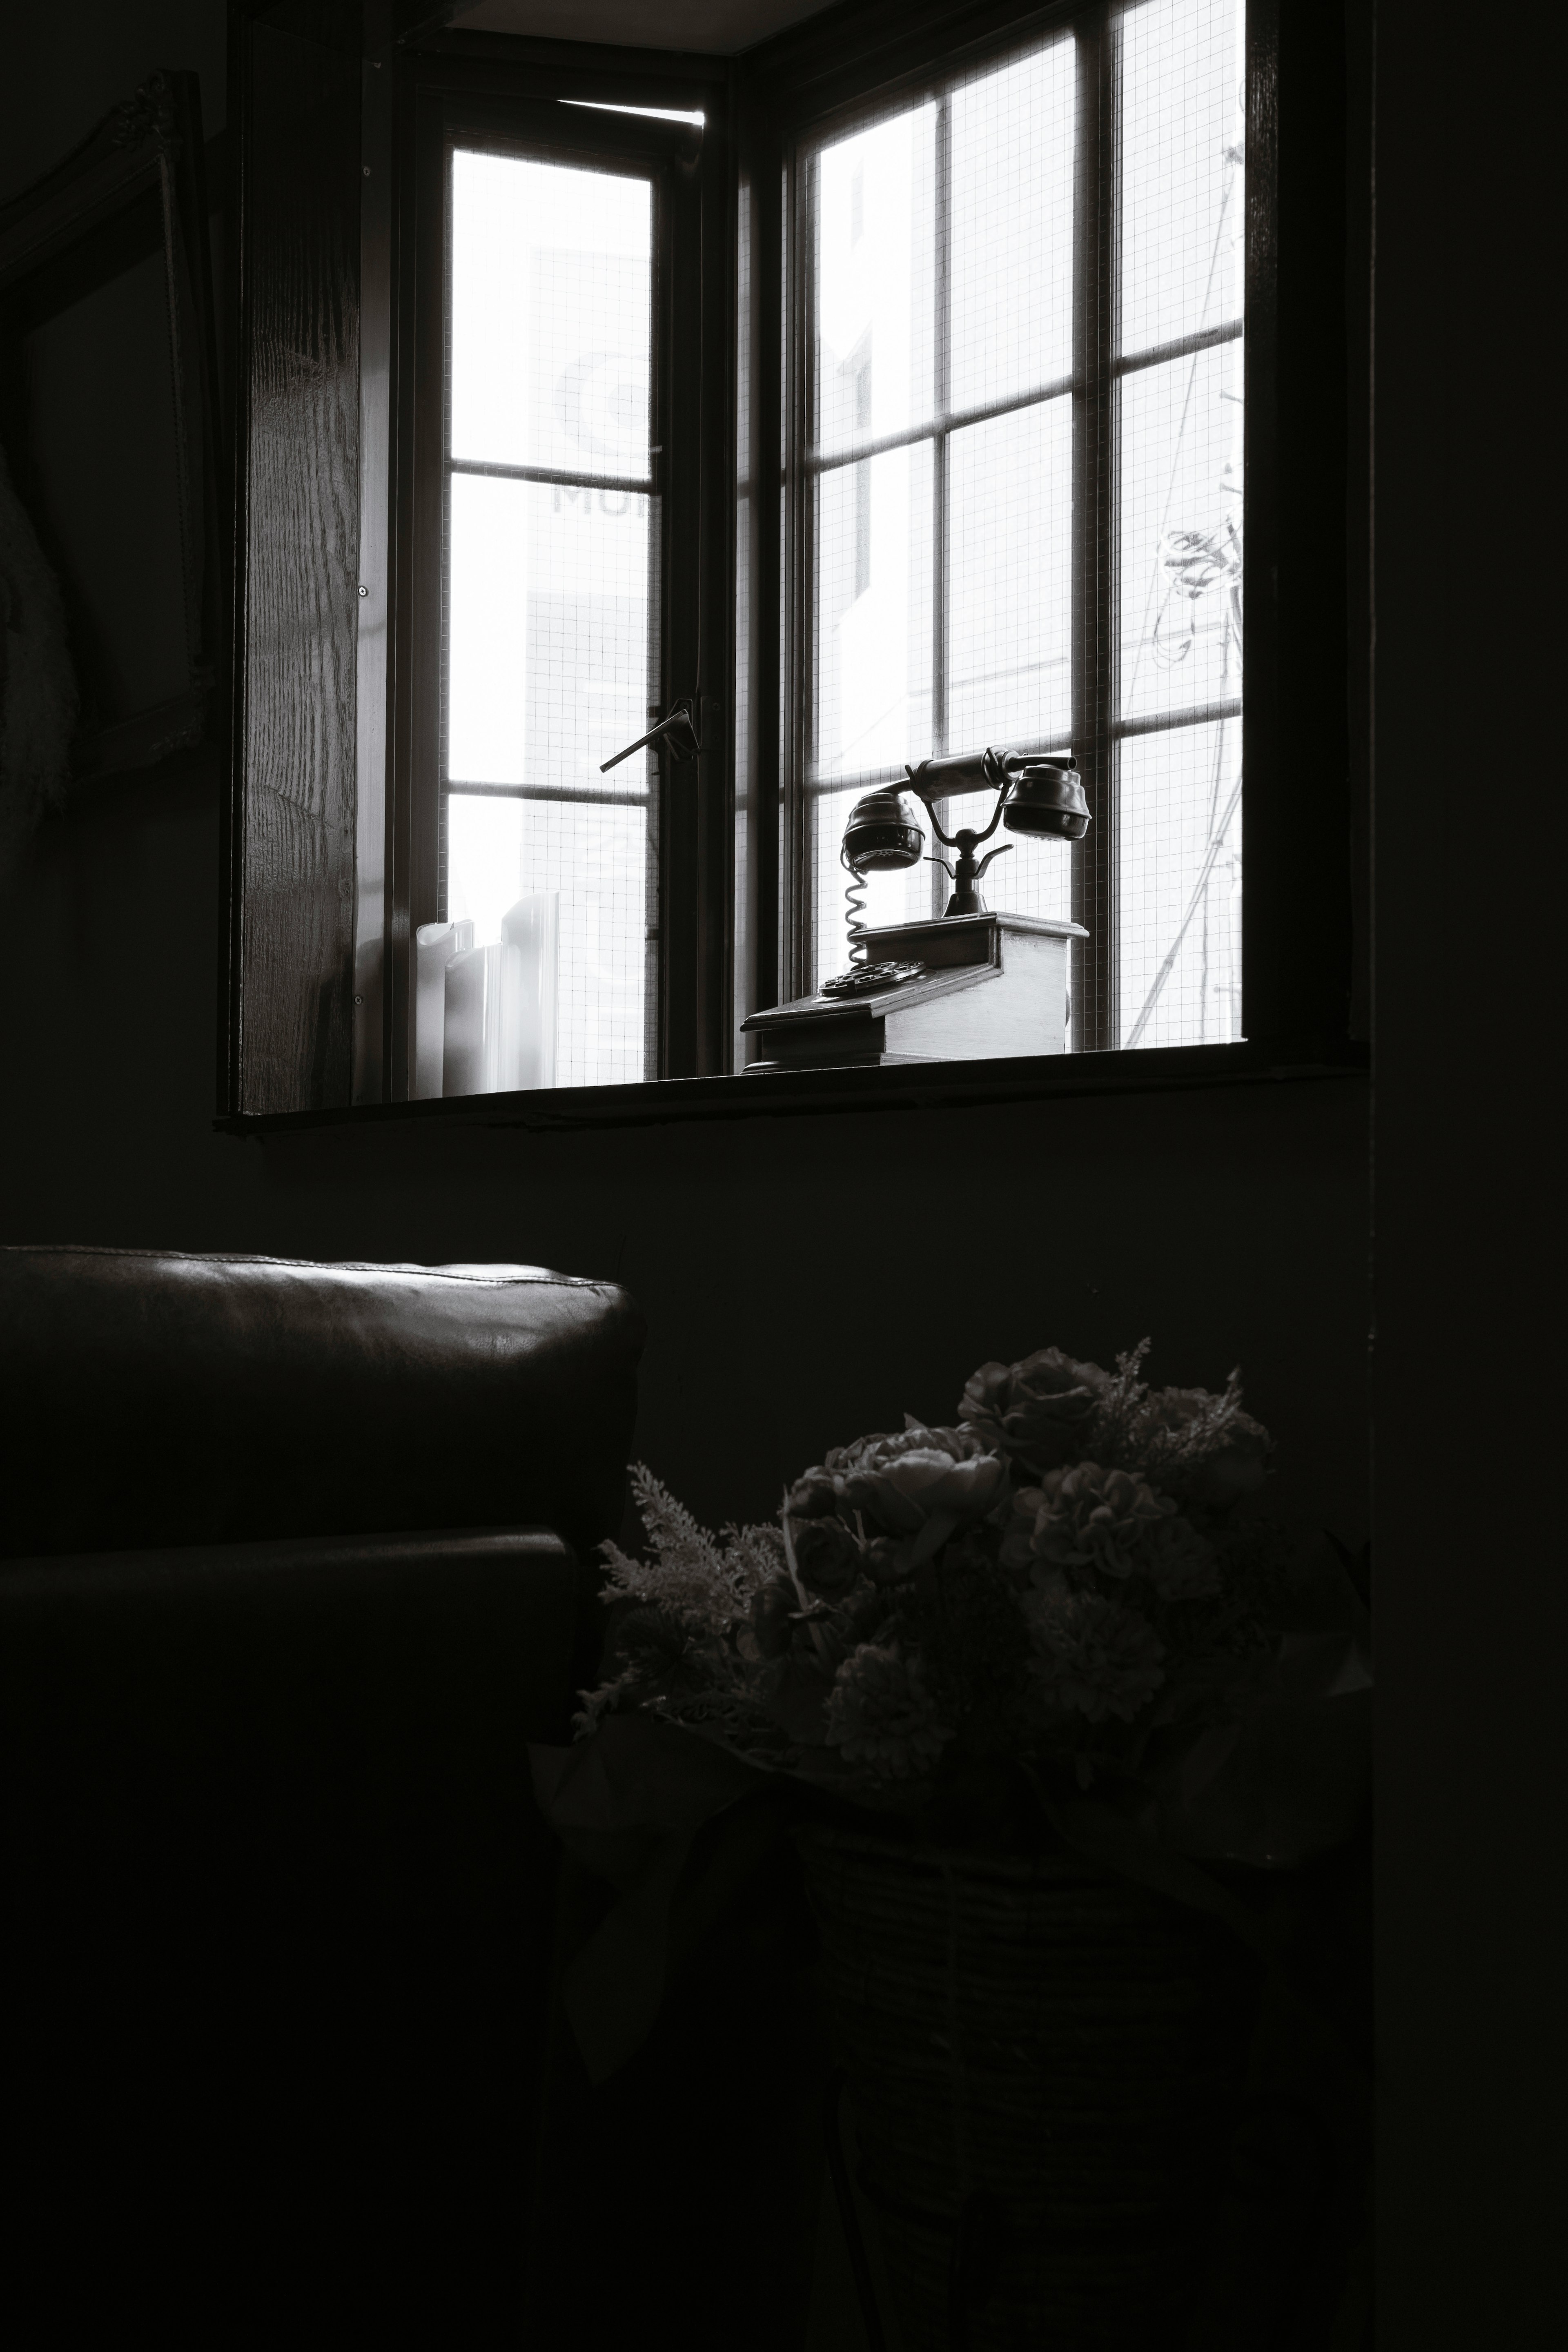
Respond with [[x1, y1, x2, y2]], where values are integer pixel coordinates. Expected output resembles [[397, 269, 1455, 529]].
[[931, 89, 951, 760], [930, 88, 952, 914], [788, 145, 815, 1002], [1071, 5, 1120, 1052]]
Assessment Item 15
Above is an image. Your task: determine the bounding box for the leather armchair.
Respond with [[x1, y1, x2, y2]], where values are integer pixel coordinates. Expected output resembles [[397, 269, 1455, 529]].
[[0, 1246, 643, 2346]]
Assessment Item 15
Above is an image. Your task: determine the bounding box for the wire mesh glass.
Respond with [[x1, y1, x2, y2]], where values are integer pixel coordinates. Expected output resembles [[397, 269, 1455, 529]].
[[949, 40, 1076, 414], [1118, 340, 1243, 727], [947, 400, 1074, 756], [811, 439, 935, 795], [1118, 715, 1242, 1048], [812, 105, 936, 464], [450, 149, 652, 479], [796, 0, 1247, 1051], [803, 31, 1081, 991], [440, 145, 659, 1092], [1118, 0, 1245, 358], [1116, 0, 1245, 1045]]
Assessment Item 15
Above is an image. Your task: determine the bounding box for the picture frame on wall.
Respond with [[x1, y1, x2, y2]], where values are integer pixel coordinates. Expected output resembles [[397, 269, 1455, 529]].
[[0, 70, 225, 782]]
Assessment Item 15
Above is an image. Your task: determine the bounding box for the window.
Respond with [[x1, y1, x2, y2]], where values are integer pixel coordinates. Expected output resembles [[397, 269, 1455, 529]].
[[226, 12, 727, 1118], [225, 0, 1351, 1127], [770, 0, 1247, 1056], [434, 140, 660, 1094], [392, 81, 726, 1104]]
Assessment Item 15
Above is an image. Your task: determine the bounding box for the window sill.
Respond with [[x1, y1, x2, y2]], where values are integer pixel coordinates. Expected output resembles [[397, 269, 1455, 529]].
[[216, 1038, 1368, 1138]]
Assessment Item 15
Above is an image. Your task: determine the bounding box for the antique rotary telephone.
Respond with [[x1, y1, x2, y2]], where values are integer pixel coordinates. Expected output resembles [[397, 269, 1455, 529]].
[[824, 747, 1091, 997]]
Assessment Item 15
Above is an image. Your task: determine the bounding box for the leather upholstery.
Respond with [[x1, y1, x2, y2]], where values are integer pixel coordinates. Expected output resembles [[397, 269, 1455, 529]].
[[0, 1244, 644, 1561], [0, 1247, 645, 2341], [2, 1527, 581, 2341]]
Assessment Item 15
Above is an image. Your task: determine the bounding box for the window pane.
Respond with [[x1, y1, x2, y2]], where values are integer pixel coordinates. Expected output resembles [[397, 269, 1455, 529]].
[[1118, 716, 1242, 1048], [450, 149, 652, 479], [447, 793, 654, 1087], [448, 475, 655, 788], [448, 473, 528, 784], [812, 439, 933, 782], [1118, 337, 1243, 725], [791, 2, 1249, 1062], [1116, 2, 1245, 1058], [936, 785, 1076, 931], [443, 144, 659, 1096], [949, 36, 1076, 414], [1119, 0, 1246, 357], [948, 398, 1074, 755], [814, 105, 936, 459], [443, 477, 657, 1089]]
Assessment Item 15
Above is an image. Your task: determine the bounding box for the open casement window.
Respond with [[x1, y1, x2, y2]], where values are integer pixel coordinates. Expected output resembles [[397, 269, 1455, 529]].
[[226, 0, 1351, 1127], [736, 0, 1257, 1064], [225, 3, 730, 1116]]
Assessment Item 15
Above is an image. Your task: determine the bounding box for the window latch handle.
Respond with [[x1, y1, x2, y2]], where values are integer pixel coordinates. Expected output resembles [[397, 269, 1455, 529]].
[[600, 696, 702, 773]]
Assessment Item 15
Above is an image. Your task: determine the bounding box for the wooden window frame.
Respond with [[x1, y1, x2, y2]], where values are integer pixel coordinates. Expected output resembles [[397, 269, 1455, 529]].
[[224, 5, 734, 1120], [773, 8, 1247, 1043], [379, 73, 727, 1098], [731, 0, 1355, 1092], [223, 0, 1363, 1136]]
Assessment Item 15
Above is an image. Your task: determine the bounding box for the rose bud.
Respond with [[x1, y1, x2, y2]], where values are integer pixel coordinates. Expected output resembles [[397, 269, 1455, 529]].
[[792, 1515, 863, 1596]]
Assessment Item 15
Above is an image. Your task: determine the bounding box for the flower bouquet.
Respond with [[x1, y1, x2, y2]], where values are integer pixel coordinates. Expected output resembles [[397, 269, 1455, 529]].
[[532, 1342, 1370, 2351], [571, 1340, 1365, 1863]]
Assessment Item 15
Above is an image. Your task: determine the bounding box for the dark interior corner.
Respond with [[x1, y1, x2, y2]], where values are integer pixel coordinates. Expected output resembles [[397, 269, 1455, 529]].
[[0, 4, 1561, 2348]]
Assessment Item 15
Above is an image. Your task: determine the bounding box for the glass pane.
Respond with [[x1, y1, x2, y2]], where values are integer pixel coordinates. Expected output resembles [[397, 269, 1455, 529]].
[[948, 398, 1074, 755], [814, 104, 936, 459], [449, 148, 652, 479], [935, 784, 1076, 931], [444, 451, 658, 1091], [1118, 716, 1242, 1048], [447, 793, 654, 1088], [1118, 338, 1243, 724], [448, 473, 528, 785], [792, 2, 1248, 1061], [812, 439, 933, 783], [949, 36, 1076, 414], [1119, 0, 1246, 358], [448, 474, 655, 788]]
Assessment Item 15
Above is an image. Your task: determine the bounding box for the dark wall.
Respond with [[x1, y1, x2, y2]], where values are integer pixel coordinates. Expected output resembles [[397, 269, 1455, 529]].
[[1372, 2, 1566, 2345], [0, 1, 225, 204], [14, 4, 1568, 2345], [0, 5, 1369, 1549], [0, 757, 1368, 1541]]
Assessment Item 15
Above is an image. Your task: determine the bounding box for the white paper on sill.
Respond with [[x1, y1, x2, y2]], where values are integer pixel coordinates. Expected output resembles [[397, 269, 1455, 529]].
[[499, 891, 558, 1092], [443, 941, 497, 1096], [413, 918, 474, 1099], [442, 895, 558, 1097]]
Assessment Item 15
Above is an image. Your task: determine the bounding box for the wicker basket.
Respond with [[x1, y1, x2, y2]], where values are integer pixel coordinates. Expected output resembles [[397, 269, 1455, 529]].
[[795, 1823, 1250, 2352]]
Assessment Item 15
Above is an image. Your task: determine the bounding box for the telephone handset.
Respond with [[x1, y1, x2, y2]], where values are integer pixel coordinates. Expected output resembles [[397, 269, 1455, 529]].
[[829, 747, 1090, 987]]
